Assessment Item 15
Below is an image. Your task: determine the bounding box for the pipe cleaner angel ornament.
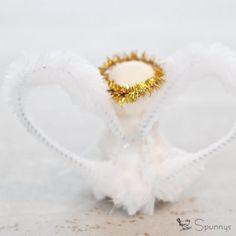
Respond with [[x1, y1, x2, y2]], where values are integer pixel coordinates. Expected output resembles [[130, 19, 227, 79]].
[[3, 44, 236, 215]]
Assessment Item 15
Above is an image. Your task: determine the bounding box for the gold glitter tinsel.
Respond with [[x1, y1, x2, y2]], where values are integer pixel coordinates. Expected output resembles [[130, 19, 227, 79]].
[[99, 52, 165, 105]]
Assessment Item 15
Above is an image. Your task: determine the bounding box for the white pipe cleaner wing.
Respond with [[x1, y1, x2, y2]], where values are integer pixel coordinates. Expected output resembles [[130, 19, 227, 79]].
[[2, 45, 236, 216], [2, 51, 126, 179], [139, 44, 236, 202]]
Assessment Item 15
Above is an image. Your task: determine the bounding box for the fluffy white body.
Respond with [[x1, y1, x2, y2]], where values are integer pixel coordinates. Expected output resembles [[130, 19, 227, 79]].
[[2, 44, 236, 215]]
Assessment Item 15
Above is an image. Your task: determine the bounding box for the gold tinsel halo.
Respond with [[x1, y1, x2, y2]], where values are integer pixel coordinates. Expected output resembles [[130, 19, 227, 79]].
[[99, 52, 165, 105]]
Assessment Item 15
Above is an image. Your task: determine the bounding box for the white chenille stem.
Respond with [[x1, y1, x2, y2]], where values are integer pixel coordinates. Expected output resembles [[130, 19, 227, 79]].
[[193, 123, 236, 159], [2, 52, 118, 177], [16, 88, 80, 165], [139, 43, 236, 161], [15, 86, 106, 179]]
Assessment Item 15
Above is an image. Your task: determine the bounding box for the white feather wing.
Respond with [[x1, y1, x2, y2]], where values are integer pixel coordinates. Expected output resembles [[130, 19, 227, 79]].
[[2, 51, 126, 165], [139, 44, 236, 201]]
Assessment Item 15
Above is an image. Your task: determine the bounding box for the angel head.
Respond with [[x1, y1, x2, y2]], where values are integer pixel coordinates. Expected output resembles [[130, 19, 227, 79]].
[[100, 52, 164, 108]]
